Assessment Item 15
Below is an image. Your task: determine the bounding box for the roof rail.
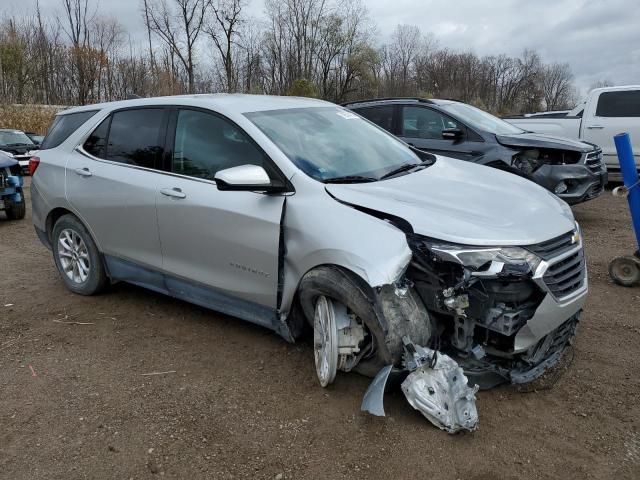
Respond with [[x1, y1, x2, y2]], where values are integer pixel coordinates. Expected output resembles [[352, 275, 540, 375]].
[[341, 97, 434, 107]]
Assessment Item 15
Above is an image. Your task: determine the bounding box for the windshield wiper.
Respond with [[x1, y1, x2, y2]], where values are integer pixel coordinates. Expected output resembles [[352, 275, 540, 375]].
[[380, 162, 429, 180], [323, 175, 378, 184]]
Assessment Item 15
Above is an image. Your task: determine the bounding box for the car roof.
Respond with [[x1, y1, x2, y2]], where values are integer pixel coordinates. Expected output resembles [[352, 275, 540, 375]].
[[58, 94, 333, 117], [342, 97, 456, 108]]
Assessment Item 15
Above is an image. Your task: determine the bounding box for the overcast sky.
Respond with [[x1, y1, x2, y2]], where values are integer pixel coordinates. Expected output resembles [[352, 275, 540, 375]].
[[6, 0, 640, 97]]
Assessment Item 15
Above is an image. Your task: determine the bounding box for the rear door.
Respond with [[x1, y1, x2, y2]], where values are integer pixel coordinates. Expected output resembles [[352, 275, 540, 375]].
[[398, 105, 482, 160], [582, 89, 640, 170], [155, 107, 284, 316], [353, 105, 397, 134], [66, 107, 168, 280]]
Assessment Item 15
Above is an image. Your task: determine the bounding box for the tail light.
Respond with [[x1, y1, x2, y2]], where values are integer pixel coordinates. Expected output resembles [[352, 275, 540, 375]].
[[28, 156, 40, 176]]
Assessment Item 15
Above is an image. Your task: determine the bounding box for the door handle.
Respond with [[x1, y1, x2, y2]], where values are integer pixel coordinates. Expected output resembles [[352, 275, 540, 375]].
[[587, 125, 605, 129], [74, 167, 92, 177], [160, 187, 186, 199]]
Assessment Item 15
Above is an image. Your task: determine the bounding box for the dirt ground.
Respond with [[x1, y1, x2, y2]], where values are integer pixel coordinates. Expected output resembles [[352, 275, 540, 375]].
[[1, 179, 639, 480]]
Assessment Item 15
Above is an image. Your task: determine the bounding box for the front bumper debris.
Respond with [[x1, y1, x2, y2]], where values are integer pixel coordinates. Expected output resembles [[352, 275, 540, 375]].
[[401, 337, 479, 433], [362, 337, 479, 434]]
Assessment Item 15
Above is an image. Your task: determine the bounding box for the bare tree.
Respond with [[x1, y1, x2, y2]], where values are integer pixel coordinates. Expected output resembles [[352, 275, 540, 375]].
[[142, 0, 207, 93], [541, 62, 574, 110], [390, 24, 420, 96], [59, 0, 95, 104], [206, 0, 245, 92], [0, 0, 581, 114]]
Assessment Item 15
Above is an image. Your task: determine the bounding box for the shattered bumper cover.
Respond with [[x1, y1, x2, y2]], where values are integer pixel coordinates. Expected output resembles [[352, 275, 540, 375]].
[[459, 313, 579, 388]]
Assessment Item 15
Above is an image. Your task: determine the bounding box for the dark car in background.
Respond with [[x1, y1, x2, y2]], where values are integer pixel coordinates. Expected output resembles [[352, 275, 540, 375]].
[[0, 151, 26, 220], [24, 131, 45, 146], [0, 129, 40, 175], [344, 98, 608, 205]]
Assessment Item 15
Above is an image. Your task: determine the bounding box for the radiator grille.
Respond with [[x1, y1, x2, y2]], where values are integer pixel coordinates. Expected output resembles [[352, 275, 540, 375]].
[[585, 149, 604, 173], [542, 249, 586, 298], [526, 231, 576, 260]]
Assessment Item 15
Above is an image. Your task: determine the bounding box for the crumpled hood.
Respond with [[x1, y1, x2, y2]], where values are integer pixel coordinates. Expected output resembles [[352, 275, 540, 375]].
[[326, 157, 575, 246], [496, 132, 593, 152]]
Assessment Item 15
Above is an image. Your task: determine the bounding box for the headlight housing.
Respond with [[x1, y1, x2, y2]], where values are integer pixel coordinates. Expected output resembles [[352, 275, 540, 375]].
[[426, 242, 542, 275]]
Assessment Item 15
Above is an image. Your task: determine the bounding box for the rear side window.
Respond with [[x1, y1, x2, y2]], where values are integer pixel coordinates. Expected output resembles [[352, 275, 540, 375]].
[[103, 108, 166, 169], [595, 91, 640, 117], [355, 105, 395, 132], [83, 116, 110, 158], [41, 110, 98, 149]]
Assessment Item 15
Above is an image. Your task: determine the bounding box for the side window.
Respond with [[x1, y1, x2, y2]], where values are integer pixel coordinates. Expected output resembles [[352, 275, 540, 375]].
[[83, 116, 110, 158], [106, 108, 166, 168], [354, 105, 395, 132], [40, 110, 98, 149], [595, 91, 640, 117], [402, 106, 458, 140], [172, 109, 265, 180]]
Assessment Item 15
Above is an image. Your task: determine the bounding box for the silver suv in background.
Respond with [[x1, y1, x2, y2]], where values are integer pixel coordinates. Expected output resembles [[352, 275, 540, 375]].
[[31, 94, 587, 397]]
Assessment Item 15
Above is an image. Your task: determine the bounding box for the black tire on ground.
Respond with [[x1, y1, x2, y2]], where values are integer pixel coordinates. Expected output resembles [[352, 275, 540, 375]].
[[298, 266, 432, 377], [608, 255, 640, 287], [51, 214, 108, 295], [4, 196, 26, 220]]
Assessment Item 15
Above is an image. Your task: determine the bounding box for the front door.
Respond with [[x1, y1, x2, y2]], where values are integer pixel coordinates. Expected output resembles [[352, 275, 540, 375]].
[[399, 105, 481, 161], [155, 108, 284, 319]]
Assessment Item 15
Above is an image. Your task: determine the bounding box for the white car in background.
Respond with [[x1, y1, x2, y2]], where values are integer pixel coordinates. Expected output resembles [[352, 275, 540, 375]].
[[505, 85, 640, 181]]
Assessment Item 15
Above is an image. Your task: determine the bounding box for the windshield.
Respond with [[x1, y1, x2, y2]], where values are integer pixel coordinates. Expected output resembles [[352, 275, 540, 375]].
[[439, 102, 524, 135], [246, 107, 423, 182], [0, 130, 34, 147]]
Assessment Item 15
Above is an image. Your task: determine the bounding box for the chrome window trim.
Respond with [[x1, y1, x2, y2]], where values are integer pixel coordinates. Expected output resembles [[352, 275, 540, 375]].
[[75, 145, 220, 187], [75, 106, 295, 193]]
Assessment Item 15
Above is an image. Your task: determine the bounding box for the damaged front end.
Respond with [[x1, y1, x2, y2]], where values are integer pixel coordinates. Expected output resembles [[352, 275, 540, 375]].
[[506, 143, 608, 205], [405, 228, 586, 389], [361, 226, 586, 432]]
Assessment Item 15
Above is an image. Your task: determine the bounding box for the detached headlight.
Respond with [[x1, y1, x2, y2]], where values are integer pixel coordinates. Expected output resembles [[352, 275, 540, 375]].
[[428, 243, 542, 274]]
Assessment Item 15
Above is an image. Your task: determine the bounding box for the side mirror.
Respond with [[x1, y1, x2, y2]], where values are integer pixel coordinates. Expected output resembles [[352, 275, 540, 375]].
[[214, 165, 281, 192], [442, 128, 463, 140]]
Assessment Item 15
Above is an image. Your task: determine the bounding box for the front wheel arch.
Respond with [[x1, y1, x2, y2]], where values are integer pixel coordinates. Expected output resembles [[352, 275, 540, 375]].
[[295, 265, 432, 377]]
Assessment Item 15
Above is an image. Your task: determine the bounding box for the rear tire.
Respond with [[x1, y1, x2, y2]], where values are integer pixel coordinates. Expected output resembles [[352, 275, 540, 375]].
[[4, 196, 26, 220], [52, 214, 107, 295]]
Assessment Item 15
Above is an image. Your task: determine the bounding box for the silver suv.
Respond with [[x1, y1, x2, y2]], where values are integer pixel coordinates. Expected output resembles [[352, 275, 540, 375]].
[[31, 94, 587, 391]]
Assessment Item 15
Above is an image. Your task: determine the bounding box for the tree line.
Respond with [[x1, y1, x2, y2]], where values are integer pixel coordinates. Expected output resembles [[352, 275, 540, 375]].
[[0, 0, 582, 114]]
